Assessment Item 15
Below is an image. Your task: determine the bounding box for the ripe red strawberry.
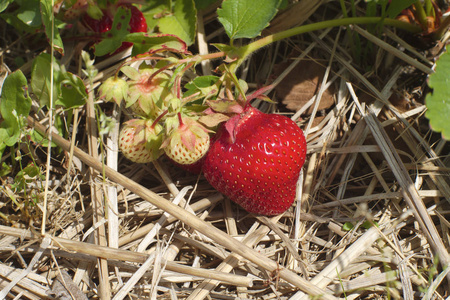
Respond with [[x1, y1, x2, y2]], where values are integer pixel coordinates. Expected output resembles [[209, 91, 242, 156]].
[[83, 3, 147, 54], [82, 9, 112, 33], [117, 4, 148, 51], [126, 4, 148, 33], [202, 106, 307, 215]]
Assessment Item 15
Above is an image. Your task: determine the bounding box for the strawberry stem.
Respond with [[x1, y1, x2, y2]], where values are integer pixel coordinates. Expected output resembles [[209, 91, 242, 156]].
[[413, 1, 429, 29], [151, 110, 168, 129], [229, 17, 422, 72], [115, 55, 164, 77], [432, 14, 450, 39], [119, 51, 226, 77], [182, 91, 202, 103], [177, 112, 184, 127], [146, 64, 172, 85], [175, 75, 182, 99]]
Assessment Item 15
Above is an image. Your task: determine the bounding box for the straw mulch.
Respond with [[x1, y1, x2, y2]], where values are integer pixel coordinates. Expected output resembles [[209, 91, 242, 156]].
[[1, 1, 449, 299]]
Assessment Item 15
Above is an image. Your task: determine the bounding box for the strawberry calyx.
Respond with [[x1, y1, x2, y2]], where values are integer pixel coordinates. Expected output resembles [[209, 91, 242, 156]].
[[224, 106, 261, 144], [121, 65, 173, 118], [99, 76, 128, 105], [205, 99, 244, 115], [202, 85, 277, 133]]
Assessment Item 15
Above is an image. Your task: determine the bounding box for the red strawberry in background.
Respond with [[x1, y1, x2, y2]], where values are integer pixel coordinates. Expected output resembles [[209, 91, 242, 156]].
[[83, 12, 112, 33], [82, 3, 147, 54], [202, 106, 307, 216]]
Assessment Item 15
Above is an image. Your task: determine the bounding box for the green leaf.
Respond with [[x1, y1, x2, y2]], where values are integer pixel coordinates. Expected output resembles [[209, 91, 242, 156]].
[[31, 53, 87, 109], [1, 71, 31, 120], [426, 48, 450, 140], [278, 0, 288, 10], [342, 222, 354, 231], [0, 128, 9, 143], [31, 53, 61, 108], [0, 70, 32, 146], [1, 13, 36, 33], [94, 6, 132, 56], [143, 0, 170, 30], [58, 73, 87, 108], [126, 33, 188, 56], [29, 127, 55, 147], [13, 162, 44, 192], [0, 140, 6, 162], [386, 0, 416, 18], [40, 0, 64, 54], [194, 0, 217, 10], [158, 0, 197, 46], [0, 0, 44, 33], [187, 75, 220, 90], [217, 0, 281, 40], [0, 0, 14, 13], [0, 161, 12, 176], [184, 75, 220, 97], [16, 0, 41, 27]]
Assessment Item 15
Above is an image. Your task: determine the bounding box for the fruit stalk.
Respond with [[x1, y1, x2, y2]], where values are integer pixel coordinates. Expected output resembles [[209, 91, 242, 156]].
[[231, 17, 422, 71], [151, 110, 168, 128], [413, 1, 430, 28]]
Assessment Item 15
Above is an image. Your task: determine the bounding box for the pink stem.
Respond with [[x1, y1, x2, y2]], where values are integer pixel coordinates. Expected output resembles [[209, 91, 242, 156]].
[[177, 112, 183, 126], [151, 110, 168, 129]]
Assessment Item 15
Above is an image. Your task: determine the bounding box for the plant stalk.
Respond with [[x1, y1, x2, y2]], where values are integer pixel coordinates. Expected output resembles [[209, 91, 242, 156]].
[[231, 17, 422, 71], [413, 1, 429, 29], [432, 14, 450, 39]]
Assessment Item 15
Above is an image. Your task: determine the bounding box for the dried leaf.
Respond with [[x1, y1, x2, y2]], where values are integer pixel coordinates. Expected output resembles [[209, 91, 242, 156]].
[[199, 113, 230, 128], [206, 99, 244, 114], [273, 59, 334, 114]]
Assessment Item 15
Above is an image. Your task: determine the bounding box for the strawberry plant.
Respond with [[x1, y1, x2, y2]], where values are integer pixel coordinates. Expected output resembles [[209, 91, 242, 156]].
[[1, 0, 449, 298], [2, 0, 437, 215]]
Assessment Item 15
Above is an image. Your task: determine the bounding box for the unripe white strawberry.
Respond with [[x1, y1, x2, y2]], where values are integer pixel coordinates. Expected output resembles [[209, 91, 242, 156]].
[[119, 119, 163, 163], [162, 114, 211, 165]]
